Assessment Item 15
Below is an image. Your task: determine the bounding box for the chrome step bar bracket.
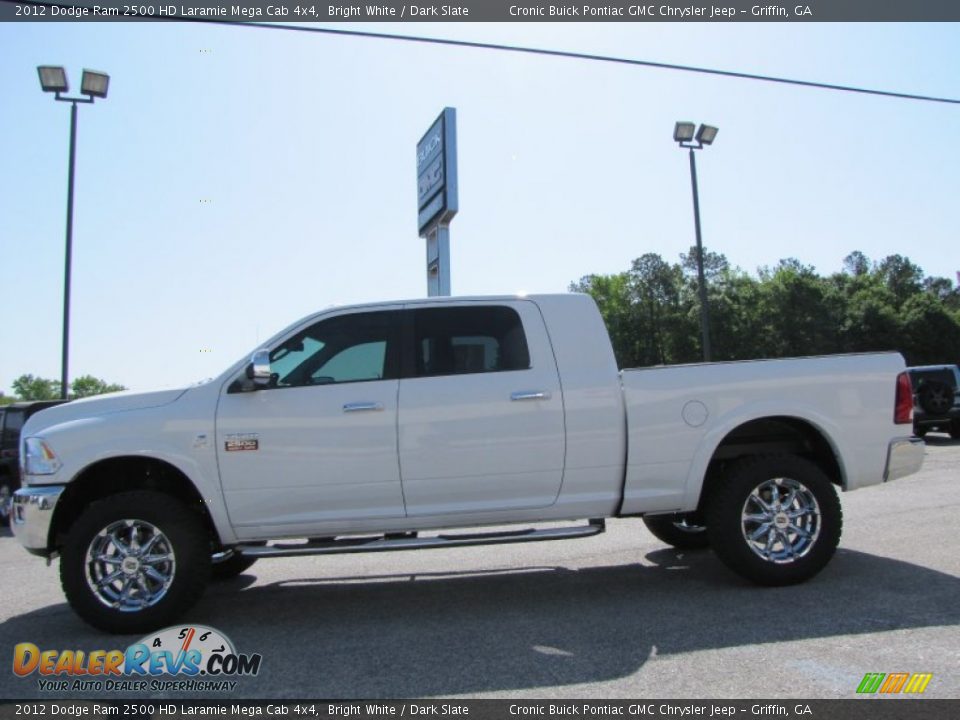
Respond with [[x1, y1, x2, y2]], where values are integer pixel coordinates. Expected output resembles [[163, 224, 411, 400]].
[[236, 519, 606, 559]]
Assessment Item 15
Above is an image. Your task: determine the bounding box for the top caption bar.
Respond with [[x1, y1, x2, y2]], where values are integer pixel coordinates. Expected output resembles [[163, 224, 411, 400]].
[[4, 0, 960, 21]]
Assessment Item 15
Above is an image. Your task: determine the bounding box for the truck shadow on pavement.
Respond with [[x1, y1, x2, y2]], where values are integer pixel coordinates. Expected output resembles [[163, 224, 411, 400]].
[[2, 548, 957, 698]]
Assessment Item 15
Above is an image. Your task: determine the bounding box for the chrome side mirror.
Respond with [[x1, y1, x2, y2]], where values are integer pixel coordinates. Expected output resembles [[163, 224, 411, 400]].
[[246, 349, 271, 388]]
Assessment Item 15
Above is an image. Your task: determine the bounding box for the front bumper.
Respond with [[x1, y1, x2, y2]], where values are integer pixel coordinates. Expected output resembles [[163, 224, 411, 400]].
[[884, 437, 925, 482], [11, 485, 64, 556]]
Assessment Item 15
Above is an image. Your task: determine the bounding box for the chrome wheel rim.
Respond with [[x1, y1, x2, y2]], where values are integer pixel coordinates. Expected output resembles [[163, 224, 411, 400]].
[[741, 477, 821, 564], [85, 519, 176, 611]]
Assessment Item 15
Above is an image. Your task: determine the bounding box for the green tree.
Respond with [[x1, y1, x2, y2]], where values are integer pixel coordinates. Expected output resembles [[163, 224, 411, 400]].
[[899, 293, 960, 365], [841, 283, 902, 354], [628, 253, 691, 365], [876, 254, 924, 307], [757, 260, 839, 358], [70, 375, 127, 398], [842, 250, 871, 277], [8, 374, 127, 401], [680, 246, 729, 281], [572, 249, 960, 369], [707, 269, 766, 361], [11, 374, 62, 401]]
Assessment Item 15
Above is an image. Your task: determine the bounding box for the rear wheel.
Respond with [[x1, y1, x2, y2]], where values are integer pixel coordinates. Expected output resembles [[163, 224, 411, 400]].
[[705, 454, 842, 586], [643, 513, 710, 550], [60, 491, 210, 634], [211, 548, 259, 580]]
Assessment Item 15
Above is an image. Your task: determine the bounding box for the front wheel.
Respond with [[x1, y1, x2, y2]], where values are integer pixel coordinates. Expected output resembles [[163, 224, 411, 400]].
[[60, 491, 210, 634], [643, 513, 710, 550], [705, 454, 842, 586]]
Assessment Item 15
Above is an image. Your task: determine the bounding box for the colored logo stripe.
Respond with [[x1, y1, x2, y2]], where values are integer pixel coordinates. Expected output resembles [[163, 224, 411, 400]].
[[904, 673, 933, 694], [880, 672, 910, 693], [856, 672, 932, 694], [856, 673, 885, 694]]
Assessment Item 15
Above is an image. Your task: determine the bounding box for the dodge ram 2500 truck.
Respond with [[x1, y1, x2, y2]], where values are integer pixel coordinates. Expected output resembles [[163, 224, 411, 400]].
[[12, 294, 924, 633]]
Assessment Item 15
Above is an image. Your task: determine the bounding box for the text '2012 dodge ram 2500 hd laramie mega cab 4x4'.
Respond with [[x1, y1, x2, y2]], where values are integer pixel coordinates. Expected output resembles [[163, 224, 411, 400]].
[[13, 294, 924, 633]]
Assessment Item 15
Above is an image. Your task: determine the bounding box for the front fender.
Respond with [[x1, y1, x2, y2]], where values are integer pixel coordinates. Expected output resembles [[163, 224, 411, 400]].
[[28, 413, 236, 546]]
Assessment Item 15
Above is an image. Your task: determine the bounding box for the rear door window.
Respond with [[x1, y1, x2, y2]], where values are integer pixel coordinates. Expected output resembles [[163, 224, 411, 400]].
[[411, 306, 530, 377]]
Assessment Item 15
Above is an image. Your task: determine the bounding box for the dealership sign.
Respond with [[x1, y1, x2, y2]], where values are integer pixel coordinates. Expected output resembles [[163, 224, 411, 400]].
[[416, 107, 458, 235]]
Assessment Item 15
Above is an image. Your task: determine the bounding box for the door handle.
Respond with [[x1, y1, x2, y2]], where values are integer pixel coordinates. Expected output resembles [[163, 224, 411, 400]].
[[511, 390, 551, 401], [343, 402, 384, 413]]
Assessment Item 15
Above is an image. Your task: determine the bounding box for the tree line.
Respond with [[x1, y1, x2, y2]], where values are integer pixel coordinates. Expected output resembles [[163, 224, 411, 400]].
[[570, 249, 960, 369], [0, 374, 127, 405]]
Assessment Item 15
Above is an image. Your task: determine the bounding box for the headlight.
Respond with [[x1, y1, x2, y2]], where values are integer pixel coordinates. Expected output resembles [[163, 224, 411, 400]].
[[22, 438, 63, 476]]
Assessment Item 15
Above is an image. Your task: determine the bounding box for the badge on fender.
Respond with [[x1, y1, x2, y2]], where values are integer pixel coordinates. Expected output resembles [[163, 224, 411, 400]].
[[225, 433, 259, 452]]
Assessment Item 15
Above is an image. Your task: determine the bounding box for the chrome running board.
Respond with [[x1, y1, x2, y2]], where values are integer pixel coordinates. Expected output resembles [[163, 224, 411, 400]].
[[236, 519, 605, 558]]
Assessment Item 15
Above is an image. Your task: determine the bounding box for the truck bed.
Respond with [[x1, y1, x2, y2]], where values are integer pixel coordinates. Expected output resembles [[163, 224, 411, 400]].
[[620, 352, 909, 515]]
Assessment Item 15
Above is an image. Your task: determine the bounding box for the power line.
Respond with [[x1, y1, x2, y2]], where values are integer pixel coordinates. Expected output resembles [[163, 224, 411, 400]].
[[252, 23, 960, 106], [8, 1, 960, 106]]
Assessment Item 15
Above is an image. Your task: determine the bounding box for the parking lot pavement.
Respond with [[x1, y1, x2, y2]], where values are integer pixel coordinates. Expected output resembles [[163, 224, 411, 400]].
[[1, 439, 957, 700]]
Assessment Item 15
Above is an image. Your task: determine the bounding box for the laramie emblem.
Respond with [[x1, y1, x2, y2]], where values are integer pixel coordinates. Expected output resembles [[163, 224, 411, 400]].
[[224, 434, 259, 452]]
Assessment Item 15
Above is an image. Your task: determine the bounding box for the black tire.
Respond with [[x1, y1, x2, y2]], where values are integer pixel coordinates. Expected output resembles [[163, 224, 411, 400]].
[[211, 550, 258, 580], [643, 513, 710, 550], [0, 481, 12, 528], [951, 420, 960, 440], [705, 454, 842, 586], [60, 491, 210, 634], [914, 426, 928, 438]]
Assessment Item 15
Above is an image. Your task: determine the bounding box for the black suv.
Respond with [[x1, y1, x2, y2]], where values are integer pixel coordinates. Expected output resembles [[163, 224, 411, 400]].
[[907, 365, 960, 439], [0, 400, 69, 525]]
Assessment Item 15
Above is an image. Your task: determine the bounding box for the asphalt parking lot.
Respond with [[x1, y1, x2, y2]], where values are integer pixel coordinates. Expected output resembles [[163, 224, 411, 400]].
[[1, 439, 958, 700]]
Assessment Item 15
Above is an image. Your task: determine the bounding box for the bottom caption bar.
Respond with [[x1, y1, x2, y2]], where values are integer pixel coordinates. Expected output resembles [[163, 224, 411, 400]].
[[0, 701, 957, 720]]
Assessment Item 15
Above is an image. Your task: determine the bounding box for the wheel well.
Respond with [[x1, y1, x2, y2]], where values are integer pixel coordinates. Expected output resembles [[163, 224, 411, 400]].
[[698, 416, 843, 509], [50, 456, 219, 552]]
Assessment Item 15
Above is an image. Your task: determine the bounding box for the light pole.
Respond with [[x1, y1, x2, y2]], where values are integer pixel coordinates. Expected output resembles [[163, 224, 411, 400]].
[[674, 121, 718, 362], [38, 66, 109, 399]]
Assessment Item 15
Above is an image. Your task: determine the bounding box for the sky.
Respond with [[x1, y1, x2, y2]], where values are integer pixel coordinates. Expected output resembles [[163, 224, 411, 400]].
[[0, 20, 958, 394]]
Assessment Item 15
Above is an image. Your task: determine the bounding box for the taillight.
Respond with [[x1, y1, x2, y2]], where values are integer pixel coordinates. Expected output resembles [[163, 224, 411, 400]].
[[894, 371, 913, 424]]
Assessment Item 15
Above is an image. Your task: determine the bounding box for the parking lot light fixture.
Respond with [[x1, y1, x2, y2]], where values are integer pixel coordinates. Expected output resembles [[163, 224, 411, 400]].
[[80, 70, 110, 99], [674, 121, 719, 362], [37, 66, 68, 94], [674, 121, 696, 143], [37, 65, 109, 399], [696, 124, 718, 145]]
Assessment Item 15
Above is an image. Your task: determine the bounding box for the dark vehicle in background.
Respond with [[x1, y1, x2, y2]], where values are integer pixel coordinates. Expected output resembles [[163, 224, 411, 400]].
[[0, 400, 69, 524], [907, 365, 960, 439]]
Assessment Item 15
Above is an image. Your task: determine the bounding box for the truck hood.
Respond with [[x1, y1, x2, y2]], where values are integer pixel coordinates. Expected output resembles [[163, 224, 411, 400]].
[[22, 388, 190, 436]]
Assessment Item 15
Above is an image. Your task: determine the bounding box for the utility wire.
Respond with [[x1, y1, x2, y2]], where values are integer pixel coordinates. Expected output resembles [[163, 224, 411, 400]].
[[8, 0, 960, 106], [249, 23, 960, 106]]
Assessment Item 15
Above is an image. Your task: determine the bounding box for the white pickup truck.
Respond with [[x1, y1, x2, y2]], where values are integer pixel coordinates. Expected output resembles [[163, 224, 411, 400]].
[[13, 294, 923, 633]]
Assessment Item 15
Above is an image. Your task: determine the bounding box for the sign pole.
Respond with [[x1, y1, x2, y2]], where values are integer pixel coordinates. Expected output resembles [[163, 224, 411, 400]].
[[416, 107, 458, 297], [425, 223, 451, 297]]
